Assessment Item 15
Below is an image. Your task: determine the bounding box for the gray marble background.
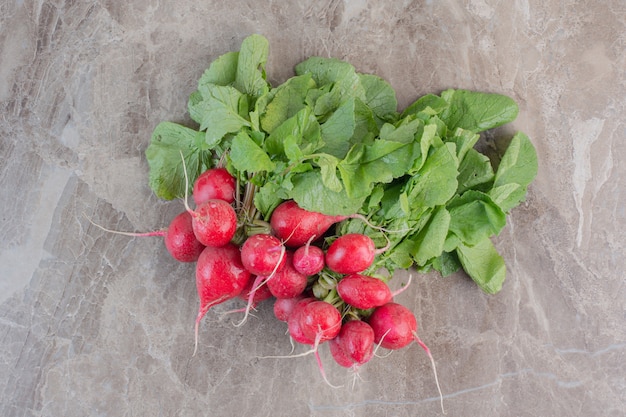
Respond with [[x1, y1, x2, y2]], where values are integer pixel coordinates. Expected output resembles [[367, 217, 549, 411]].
[[1, 1, 624, 416]]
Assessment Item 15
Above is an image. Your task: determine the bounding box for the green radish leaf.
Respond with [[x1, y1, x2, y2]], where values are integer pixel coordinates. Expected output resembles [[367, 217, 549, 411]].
[[198, 51, 239, 95], [446, 127, 480, 162], [260, 73, 316, 134], [319, 98, 377, 158], [234, 34, 270, 98], [401, 94, 449, 119], [189, 84, 250, 142], [406, 142, 459, 209], [337, 122, 421, 199], [316, 154, 343, 193], [295, 57, 365, 104], [447, 190, 507, 245], [265, 107, 322, 157], [490, 132, 538, 211], [493, 132, 538, 187], [255, 181, 289, 219], [456, 238, 506, 294], [456, 148, 495, 194], [358, 73, 398, 123], [230, 130, 275, 173], [145, 122, 212, 200], [289, 171, 366, 216], [440, 89, 519, 132], [410, 206, 451, 266], [431, 251, 462, 277]]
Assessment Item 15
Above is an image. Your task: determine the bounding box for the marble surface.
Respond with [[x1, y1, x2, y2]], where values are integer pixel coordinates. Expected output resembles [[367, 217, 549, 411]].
[[1, 1, 624, 416]]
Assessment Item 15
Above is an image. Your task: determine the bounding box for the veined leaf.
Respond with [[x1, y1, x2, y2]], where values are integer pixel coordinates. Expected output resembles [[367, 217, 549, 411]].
[[190, 84, 250, 143], [456, 238, 506, 294], [289, 171, 366, 216], [230, 130, 275, 173], [440, 89, 519, 132], [234, 34, 270, 98], [145, 122, 212, 200], [447, 190, 507, 245]]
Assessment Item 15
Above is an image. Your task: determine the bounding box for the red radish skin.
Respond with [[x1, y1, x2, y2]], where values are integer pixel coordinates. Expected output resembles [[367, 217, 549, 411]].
[[194, 243, 251, 355], [369, 302, 416, 349], [180, 151, 238, 248], [263, 298, 343, 388], [236, 236, 287, 327], [329, 320, 375, 368], [292, 240, 325, 276], [368, 302, 445, 413], [240, 234, 287, 276], [337, 274, 392, 310], [191, 199, 238, 247], [193, 167, 236, 205], [298, 300, 343, 343], [270, 200, 347, 247], [325, 233, 383, 274], [163, 211, 206, 262], [287, 298, 317, 344], [273, 297, 304, 322], [237, 276, 273, 308], [329, 337, 355, 368], [297, 300, 343, 388], [270, 200, 392, 248], [84, 211, 205, 263], [266, 252, 308, 299]]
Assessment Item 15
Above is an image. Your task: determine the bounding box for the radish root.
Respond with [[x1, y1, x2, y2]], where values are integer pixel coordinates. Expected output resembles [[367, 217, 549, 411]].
[[193, 295, 230, 356], [234, 245, 286, 328], [413, 331, 445, 414], [258, 333, 343, 389], [83, 212, 166, 237], [391, 274, 413, 299]]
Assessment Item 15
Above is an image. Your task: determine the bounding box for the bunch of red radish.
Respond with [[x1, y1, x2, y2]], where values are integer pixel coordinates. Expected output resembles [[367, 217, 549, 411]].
[[92, 165, 444, 411]]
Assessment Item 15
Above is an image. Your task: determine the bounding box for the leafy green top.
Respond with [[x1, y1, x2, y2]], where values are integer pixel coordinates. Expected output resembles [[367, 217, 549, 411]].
[[145, 34, 538, 294]]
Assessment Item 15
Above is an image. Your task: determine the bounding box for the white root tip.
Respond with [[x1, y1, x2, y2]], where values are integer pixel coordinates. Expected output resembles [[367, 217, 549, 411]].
[[372, 328, 393, 358], [234, 275, 266, 328], [391, 273, 413, 298], [413, 332, 445, 414], [193, 320, 199, 357], [83, 212, 166, 238]]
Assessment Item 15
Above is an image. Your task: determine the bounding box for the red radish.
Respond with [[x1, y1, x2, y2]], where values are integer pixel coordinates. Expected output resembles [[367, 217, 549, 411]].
[[270, 200, 347, 247], [329, 320, 375, 368], [236, 235, 287, 327], [84, 211, 205, 263], [298, 300, 343, 343], [266, 252, 308, 299], [325, 233, 386, 274], [190, 199, 237, 247], [273, 297, 304, 322], [337, 274, 392, 310], [163, 211, 206, 262], [193, 167, 237, 205], [368, 302, 445, 413], [292, 238, 325, 276], [237, 275, 273, 308], [297, 300, 343, 388], [194, 243, 251, 355], [329, 337, 354, 368], [180, 152, 237, 248], [270, 200, 392, 248], [262, 298, 343, 388], [287, 298, 317, 344], [240, 234, 287, 276]]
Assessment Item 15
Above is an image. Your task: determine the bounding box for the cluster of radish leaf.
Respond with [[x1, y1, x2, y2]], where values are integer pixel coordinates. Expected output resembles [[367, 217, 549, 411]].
[[146, 34, 538, 295]]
